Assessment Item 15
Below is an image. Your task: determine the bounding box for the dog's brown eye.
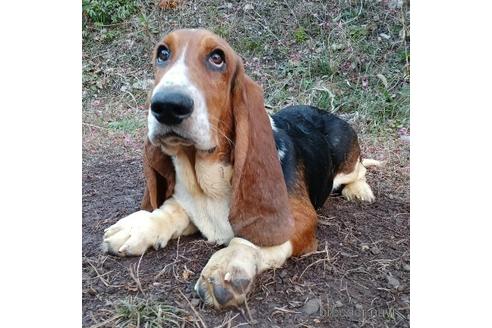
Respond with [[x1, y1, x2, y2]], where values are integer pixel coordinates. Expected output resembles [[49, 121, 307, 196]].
[[209, 50, 225, 67], [157, 45, 171, 64]]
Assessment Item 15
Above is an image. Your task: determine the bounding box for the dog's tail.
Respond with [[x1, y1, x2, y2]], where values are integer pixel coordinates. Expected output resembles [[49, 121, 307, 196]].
[[362, 158, 385, 168]]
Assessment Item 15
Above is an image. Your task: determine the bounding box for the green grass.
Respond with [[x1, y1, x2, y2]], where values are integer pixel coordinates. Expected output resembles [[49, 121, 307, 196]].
[[107, 117, 145, 134], [83, 0, 410, 140], [294, 27, 308, 43], [114, 297, 186, 328], [82, 0, 138, 25]]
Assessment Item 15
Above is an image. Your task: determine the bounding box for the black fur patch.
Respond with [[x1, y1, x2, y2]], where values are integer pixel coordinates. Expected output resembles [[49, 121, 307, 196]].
[[272, 105, 358, 208]]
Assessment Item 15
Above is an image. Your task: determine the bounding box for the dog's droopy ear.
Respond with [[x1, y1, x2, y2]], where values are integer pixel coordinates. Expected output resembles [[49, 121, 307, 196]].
[[141, 138, 175, 211], [228, 58, 294, 246]]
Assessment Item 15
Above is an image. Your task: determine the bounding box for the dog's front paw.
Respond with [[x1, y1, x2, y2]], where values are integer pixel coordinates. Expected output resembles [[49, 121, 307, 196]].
[[194, 238, 259, 309], [102, 210, 164, 256]]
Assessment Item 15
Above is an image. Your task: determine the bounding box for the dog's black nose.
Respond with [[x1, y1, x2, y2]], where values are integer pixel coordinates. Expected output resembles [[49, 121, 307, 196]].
[[151, 90, 194, 125]]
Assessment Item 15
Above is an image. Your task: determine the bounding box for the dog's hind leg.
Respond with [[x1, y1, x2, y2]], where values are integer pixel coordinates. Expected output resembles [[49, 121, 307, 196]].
[[334, 158, 380, 202]]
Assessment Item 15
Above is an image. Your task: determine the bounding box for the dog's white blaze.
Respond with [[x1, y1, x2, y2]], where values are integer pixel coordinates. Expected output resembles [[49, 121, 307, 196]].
[[148, 44, 215, 151]]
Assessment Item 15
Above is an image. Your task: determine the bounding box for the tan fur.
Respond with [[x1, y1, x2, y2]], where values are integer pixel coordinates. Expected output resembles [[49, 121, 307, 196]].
[[102, 198, 192, 256], [362, 158, 384, 168], [288, 167, 318, 256], [195, 238, 292, 308], [172, 149, 235, 245], [333, 157, 377, 202]]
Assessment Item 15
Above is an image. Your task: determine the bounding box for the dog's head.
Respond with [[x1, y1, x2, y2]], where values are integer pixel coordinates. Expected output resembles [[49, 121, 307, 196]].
[[148, 28, 239, 153]]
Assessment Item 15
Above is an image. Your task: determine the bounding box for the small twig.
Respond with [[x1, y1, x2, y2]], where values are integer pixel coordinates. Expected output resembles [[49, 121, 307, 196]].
[[88, 315, 120, 328], [154, 262, 175, 280], [128, 252, 146, 296], [243, 297, 254, 323], [215, 313, 240, 328], [82, 122, 108, 130], [272, 306, 301, 314], [136, 252, 145, 293], [299, 258, 327, 280], [178, 289, 207, 328], [86, 260, 110, 287], [122, 90, 138, 109]]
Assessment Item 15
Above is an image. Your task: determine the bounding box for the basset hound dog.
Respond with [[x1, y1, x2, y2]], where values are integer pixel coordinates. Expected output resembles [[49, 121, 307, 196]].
[[102, 29, 382, 309]]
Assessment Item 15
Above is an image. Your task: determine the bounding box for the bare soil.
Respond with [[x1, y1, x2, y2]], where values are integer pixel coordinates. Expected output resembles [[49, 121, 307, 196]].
[[82, 138, 410, 327]]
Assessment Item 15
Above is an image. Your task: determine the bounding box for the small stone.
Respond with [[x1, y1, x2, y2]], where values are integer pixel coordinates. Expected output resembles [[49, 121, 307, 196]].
[[387, 275, 400, 289], [370, 246, 380, 255], [403, 264, 410, 271], [361, 244, 370, 251], [191, 298, 200, 307], [132, 79, 154, 90], [355, 303, 363, 310], [331, 43, 345, 51], [302, 298, 321, 315], [335, 300, 344, 308], [243, 4, 254, 11], [152, 282, 161, 287], [379, 33, 391, 40]]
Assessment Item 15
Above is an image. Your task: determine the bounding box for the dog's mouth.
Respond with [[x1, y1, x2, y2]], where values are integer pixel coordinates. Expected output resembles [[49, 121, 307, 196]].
[[158, 131, 194, 146]]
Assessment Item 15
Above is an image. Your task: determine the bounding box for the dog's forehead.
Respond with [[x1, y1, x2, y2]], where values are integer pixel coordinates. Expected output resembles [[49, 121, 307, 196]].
[[159, 29, 232, 53]]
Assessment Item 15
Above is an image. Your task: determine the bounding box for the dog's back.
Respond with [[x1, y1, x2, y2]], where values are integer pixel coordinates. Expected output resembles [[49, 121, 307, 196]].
[[272, 105, 362, 208]]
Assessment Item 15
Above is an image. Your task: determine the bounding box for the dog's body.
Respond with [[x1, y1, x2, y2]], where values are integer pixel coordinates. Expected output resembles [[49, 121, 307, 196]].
[[102, 29, 380, 309]]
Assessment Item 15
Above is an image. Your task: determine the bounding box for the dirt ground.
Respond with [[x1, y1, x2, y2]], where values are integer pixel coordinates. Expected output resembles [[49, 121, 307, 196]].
[[82, 136, 409, 327], [82, 1, 410, 326]]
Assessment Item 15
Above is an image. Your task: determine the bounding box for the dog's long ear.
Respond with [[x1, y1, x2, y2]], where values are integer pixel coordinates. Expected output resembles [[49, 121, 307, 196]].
[[141, 138, 175, 211], [228, 58, 294, 246]]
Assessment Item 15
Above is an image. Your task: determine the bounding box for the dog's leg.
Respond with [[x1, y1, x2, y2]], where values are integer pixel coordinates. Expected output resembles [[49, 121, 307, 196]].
[[102, 198, 195, 256], [334, 158, 377, 202], [194, 238, 292, 309]]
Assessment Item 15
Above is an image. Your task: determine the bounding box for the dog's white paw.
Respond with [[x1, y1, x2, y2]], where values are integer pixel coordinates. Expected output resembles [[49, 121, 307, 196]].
[[102, 210, 165, 256], [342, 180, 375, 202], [194, 239, 259, 309]]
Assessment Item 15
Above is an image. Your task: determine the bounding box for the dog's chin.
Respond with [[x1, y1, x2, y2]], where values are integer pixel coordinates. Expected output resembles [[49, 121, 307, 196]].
[[149, 131, 216, 154], [156, 131, 194, 147]]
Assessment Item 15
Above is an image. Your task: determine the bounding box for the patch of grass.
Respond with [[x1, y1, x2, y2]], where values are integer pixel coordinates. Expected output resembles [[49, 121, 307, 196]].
[[114, 297, 186, 327], [349, 25, 369, 42], [294, 27, 308, 43], [82, 0, 138, 25], [212, 25, 231, 39], [107, 117, 144, 134], [310, 55, 334, 78], [238, 37, 262, 54], [315, 90, 334, 110], [83, 0, 410, 143], [99, 28, 120, 43]]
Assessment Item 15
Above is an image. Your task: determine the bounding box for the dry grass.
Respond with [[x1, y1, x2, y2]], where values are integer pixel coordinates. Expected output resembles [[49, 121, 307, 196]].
[[83, 0, 410, 159]]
